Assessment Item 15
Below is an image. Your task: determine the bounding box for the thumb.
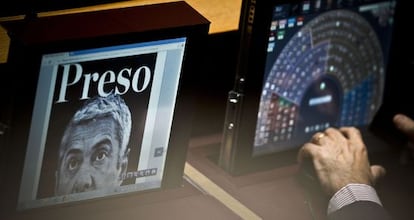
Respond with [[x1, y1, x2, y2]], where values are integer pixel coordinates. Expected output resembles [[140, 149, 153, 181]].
[[370, 165, 386, 185]]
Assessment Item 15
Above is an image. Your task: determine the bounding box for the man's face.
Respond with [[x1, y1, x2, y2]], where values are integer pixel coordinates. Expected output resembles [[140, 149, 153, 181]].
[[55, 117, 127, 195]]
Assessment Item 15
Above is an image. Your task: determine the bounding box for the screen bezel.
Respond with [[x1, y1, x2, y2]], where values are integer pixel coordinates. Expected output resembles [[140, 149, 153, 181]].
[[220, 0, 401, 175], [0, 2, 209, 217]]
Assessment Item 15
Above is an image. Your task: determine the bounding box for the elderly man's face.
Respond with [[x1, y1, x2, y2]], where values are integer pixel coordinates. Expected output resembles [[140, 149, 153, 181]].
[[55, 117, 127, 195]]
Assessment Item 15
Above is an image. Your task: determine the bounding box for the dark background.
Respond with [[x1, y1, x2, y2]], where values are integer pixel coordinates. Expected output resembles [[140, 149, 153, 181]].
[[0, 0, 126, 17], [1, 0, 414, 219]]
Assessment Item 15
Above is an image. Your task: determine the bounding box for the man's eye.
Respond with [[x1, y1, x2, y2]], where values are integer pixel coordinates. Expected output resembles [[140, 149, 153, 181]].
[[94, 150, 108, 162], [67, 158, 80, 171]]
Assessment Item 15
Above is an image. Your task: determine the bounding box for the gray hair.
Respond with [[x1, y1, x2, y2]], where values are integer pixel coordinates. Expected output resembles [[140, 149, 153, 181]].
[[59, 94, 132, 159]]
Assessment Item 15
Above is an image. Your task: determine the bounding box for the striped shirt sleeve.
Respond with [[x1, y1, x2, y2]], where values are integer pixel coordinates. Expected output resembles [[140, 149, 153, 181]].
[[327, 183, 383, 215]]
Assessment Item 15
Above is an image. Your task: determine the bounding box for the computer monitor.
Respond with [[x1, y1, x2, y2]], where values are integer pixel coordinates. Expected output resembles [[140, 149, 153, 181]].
[[18, 37, 188, 210], [0, 1, 209, 217], [219, 0, 400, 175]]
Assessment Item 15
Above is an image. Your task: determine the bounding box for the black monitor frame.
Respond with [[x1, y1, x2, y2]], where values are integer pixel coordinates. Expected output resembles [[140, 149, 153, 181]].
[[0, 1, 209, 218]]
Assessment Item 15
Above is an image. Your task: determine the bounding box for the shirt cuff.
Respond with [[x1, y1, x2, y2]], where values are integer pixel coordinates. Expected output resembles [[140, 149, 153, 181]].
[[327, 183, 382, 215]]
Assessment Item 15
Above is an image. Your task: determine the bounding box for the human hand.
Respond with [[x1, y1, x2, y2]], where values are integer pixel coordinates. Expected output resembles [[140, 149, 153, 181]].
[[297, 127, 386, 197]]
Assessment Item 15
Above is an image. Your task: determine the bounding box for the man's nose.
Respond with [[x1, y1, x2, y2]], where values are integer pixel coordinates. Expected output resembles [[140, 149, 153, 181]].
[[72, 165, 96, 193]]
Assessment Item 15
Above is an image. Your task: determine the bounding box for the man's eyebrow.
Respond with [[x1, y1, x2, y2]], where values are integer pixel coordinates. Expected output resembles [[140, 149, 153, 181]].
[[91, 138, 113, 151], [66, 148, 82, 155]]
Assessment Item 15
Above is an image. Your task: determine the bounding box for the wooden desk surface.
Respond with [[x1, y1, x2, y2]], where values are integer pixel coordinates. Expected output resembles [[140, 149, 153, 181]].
[[0, 0, 242, 64]]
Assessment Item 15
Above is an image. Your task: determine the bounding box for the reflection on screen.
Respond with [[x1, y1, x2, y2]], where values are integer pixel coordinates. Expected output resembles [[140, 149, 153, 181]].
[[253, 0, 396, 156]]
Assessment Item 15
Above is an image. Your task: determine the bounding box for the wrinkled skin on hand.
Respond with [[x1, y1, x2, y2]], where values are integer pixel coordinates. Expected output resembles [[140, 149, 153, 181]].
[[298, 127, 386, 197]]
